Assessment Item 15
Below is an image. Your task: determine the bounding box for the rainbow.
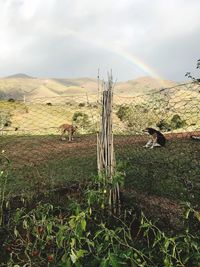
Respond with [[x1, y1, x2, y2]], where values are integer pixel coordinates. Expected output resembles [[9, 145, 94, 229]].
[[61, 30, 167, 87], [105, 46, 168, 87], [114, 48, 161, 79]]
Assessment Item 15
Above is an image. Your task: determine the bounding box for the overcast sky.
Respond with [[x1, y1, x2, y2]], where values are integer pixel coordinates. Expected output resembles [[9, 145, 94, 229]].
[[0, 0, 199, 81]]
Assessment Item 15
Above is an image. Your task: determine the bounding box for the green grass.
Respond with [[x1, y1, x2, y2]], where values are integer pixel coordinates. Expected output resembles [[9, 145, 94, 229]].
[[5, 153, 97, 197], [0, 135, 97, 197], [1, 135, 200, 208], [116, 138, 200, 207]]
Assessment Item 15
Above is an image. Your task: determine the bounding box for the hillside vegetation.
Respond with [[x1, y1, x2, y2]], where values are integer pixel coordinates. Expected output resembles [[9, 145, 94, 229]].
[[0, 74, 178, 102]]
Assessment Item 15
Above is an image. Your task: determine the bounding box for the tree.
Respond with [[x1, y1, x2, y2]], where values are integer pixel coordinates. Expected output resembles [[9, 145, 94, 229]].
[[185, 59, 200, 82]]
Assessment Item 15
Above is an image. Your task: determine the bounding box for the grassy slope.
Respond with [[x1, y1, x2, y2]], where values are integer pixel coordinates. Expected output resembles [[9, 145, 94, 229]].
[[0, 100, 99, 135], [0, 76, 178, 101], [1, 81, 199, 136]]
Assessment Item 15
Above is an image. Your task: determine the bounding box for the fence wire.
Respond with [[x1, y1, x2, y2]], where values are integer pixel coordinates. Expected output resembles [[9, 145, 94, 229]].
[[0, 82, 199, 205]]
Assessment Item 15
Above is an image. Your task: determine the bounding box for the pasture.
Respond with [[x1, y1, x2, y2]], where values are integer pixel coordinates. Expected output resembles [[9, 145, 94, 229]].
[[1, 134, 199, 209]]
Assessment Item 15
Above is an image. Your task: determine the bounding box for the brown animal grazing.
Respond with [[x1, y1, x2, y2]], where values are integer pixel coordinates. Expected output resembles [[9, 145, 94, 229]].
[[59, 124, 77, 142]]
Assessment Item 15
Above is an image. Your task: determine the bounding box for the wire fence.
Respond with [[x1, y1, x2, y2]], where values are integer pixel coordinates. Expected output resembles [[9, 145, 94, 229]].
[[0, 81, 199, 204]]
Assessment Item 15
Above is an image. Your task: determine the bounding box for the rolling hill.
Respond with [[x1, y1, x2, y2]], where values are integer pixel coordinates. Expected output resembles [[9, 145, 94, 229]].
[[0, 74, 179, 102]]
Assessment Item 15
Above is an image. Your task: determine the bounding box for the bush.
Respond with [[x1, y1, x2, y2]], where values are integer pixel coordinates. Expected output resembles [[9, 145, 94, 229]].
[[78, 102, 85, 107], [4, 121, 12, 127], [7, 98, 15, 103], [156, 119, 171, 132], [72, 112, 90, 131], [0, 111, 12, 129], [116, 105, 131, 121], [170, 114, 187, 129], [46, 102, 52, 106]]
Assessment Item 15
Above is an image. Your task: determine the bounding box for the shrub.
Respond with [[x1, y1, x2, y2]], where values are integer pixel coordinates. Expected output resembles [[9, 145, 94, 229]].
[[0, 111, 12, 128], [170, 114, 187, 129], [7, 98, 15, 103], [156, 119, 171, 131], [116, 105, 131, 121], [4, 121, 12, 127], [66, 101, 74, 106], [72, 112, 90, 131], [78, 102, 85, 107]]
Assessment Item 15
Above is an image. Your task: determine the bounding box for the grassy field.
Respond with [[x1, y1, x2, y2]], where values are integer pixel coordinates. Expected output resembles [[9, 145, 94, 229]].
[[116, 137, 200, 207], [1, 82, 200, 137], [1, 134, 199, 208]]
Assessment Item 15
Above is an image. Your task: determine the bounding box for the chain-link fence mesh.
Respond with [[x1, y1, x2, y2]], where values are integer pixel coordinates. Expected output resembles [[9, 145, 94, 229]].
[[0, 82, 199, 205], [113, 82, 200, 207]]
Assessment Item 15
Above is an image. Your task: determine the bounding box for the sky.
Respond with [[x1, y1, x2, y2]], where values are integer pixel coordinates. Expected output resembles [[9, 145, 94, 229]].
[[0, 0, 200, 81]]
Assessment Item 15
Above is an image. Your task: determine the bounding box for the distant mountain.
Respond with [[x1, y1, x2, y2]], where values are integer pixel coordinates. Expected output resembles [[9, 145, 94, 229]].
[[115, 76, 177, 96], [5, 73, 34, 79], [0, 75, 179, 102]]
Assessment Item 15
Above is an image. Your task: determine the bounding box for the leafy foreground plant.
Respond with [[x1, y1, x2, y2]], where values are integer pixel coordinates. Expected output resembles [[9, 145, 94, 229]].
[[1, 176, 200, 266]]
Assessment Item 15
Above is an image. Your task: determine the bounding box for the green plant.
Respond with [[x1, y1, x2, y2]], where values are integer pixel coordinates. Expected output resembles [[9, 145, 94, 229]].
[[2, 184, 200, 267], [170, 114, 187, 130], [116, 105, 130, 121], [79, 103, 86, 107], [72, 111, 91, 133], [0, 111, 12, 129], [0, 151, 10, 227], [156, 119, 171, 131]]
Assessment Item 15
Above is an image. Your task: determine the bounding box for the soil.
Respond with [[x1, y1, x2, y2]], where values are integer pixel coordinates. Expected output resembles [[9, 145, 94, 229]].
[[1, 130, 200, 167]]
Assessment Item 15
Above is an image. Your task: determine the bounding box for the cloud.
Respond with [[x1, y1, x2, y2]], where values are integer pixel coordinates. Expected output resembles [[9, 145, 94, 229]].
[[0, 0, 199, 81]]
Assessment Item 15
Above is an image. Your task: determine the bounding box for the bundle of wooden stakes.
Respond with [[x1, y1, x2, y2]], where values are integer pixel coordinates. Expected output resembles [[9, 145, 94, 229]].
[[97, 73, 121, 214]]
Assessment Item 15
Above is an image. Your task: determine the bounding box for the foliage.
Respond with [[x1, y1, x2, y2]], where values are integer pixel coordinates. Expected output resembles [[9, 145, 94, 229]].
[[156, 119, 171, 131], [170, 114, 187, 130], [156, 114, 187, 131], [116, 105, 131, 121], [73, 112, 89, 126], [72, 111, 95, 133], [1, 193, 200, 266], [116, 103, 159, 132], [0, 151, 200, 266], [0, 111, 12, 129], [79, 103, 86, 107], [0, 151, 10, 226], [185, 59, 200, 82]]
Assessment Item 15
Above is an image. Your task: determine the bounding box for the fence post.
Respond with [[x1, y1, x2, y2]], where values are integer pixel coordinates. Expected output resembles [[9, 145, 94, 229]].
[[97, 73, 120, 214]]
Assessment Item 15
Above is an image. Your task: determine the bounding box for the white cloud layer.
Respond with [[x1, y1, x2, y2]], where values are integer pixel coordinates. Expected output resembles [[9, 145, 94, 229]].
[[0, 0, 200, 81]]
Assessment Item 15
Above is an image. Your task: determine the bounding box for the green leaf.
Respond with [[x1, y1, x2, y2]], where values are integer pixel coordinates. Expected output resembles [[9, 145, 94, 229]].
[[195, 211, 200, 221], [76, 249, 87, 259], [164, 239, 170, 250], [23, 219, 28, 229], [110, 254, 120, 267], [47, 222, 53, 233], [70, 238, 76, 248], [81, 219, 86, 231], [184, 209, 190, 219], [69, 218, 76, 229], [70, 249, 78, 264], [61, 254, 72, 267], [14, 227, 18, 237]]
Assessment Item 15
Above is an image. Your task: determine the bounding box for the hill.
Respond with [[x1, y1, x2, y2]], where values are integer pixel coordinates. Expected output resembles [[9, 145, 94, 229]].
[[0, 74, 179, 102], [5, 73, 34, 79], [115, 76, 177, 96]]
